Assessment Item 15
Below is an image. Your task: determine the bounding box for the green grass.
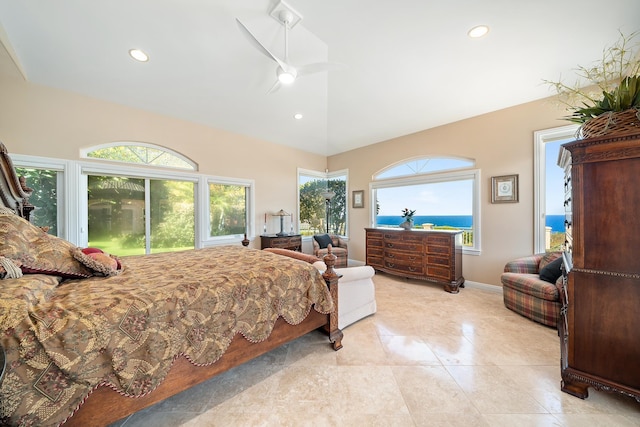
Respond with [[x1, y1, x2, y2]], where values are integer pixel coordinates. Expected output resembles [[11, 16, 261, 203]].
[[88, 239, 193, 257]]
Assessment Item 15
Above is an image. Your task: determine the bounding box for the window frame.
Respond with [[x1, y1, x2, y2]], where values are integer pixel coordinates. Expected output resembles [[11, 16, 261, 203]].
[[12, 154, 70, 239], [533, 124, 578, 253], [11, 150, 254, 250], [297, 168, 349, 238], [370, 167, 481, 255]]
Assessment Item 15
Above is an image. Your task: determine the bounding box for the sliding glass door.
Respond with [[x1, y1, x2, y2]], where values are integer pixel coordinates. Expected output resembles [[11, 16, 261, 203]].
[[88, 175, 194, 255]]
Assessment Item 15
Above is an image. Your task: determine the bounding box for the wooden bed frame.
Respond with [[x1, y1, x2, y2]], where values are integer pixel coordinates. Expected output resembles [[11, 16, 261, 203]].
[[0, 142, 343, 426]]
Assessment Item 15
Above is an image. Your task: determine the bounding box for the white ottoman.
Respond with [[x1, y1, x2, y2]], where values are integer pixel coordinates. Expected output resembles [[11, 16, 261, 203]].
[[313, 262, 376, 329]]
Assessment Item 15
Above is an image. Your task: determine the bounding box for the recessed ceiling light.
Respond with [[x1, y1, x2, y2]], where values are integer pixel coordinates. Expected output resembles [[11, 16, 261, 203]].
[[129, 49, 149, 62], [468, 25, 489, 38], [294, 113, 303, 120]]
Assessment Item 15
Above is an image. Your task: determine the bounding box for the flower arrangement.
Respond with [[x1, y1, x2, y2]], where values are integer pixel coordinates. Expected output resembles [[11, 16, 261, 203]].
[[401, 208, 416, 220], [544, 30, 640, 137]]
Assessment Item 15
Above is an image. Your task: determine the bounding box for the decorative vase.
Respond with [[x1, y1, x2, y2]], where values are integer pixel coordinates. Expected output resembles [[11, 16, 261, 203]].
[[400, 219, 413, 230]]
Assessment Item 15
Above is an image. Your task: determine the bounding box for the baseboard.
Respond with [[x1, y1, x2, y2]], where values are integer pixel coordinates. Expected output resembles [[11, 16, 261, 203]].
[[464, 280, 502, 294]]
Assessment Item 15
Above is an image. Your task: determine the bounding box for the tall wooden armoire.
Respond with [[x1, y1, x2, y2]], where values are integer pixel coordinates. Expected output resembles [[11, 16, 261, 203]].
[[557, 131, 640, 402]]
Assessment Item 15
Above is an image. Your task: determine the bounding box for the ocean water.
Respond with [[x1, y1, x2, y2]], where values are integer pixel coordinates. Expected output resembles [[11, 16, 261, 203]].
[[376, 215, 472, 229], [376, 214, 566, 233], [546, 215, 565, 233]]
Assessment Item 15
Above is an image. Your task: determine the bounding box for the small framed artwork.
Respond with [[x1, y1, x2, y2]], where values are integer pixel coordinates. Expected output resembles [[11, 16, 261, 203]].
[[352, 190, 365, 208], [491, 174, 519, 203]]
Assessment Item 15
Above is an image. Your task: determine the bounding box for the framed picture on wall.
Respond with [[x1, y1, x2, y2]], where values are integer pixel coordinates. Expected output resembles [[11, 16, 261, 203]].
[[352, 190, 364, 208], [491, 174, 519, 203]]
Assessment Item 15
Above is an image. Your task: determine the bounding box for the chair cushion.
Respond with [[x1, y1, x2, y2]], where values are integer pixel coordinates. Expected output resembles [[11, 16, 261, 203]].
[[314, 234, 333, 249], [501, 272, 559, 301], [539, 256, 563, 283]]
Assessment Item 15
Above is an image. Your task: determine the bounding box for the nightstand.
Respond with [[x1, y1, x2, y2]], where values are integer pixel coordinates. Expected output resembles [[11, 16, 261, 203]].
[[260, 234, 302, 252]]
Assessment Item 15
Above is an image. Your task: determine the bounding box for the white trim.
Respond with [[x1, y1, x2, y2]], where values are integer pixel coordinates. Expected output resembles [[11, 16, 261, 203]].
[[464, 280, 502, 294], [533, 125, 578, 253]]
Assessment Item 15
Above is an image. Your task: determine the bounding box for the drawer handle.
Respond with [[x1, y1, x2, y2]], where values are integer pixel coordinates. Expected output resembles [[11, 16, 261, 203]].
[[409, 256, 416, 261], [387, 243, 394, 248], [408, 267, 416, 272], [388, 253, 394, 258], [387, 262, 395, 268]]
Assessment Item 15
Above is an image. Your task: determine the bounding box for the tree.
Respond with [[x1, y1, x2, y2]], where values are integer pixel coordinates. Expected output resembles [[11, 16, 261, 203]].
[[15, 167, 58, 235], [299, 178, 346, 235]]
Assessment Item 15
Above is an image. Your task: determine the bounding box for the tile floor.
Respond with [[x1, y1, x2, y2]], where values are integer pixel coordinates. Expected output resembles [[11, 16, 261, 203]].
[[111, 273, 640, 427]]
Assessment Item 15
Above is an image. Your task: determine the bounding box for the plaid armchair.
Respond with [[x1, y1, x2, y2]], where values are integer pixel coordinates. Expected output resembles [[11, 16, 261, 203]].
[[501, 252, 563, 327], [312, 234, 348, 268]]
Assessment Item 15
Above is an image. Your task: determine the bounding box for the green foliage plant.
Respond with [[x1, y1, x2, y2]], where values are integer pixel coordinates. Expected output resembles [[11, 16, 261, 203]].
[[545, 30, 640, 124]]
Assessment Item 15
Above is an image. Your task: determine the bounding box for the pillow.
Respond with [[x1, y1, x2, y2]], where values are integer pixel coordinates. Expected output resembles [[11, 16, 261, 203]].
[[538, 251, 561, 271], [72, 247, 122, 277], [313, 234, 333, 249], [263, 248, 320, 264], [0, 213, 93, 279], [539, 256, 563, 283]]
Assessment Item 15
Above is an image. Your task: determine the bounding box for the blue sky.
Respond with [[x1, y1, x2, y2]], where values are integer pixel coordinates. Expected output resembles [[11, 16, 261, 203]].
[[546, 140, 570, 215], [376, 180, 473, 216]]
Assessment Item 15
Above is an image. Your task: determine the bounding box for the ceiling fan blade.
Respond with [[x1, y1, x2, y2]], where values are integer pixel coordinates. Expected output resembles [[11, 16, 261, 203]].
[[267, 79, 281, 94], [297, 62, 346, 77], [235, 18, 290, 71]]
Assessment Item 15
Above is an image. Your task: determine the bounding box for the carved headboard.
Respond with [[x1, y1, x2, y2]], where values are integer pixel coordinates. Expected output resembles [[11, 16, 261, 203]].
[[0, 141, 34, 220]]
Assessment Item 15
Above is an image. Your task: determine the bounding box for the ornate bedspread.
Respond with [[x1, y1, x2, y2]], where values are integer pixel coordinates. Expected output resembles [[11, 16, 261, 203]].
[[0, 246, 333, 426]]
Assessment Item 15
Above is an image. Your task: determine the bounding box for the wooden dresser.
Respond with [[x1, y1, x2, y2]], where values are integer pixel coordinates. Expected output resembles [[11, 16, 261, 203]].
[[557, 132, 640, 402], [365, 228, 464, 293], [260, 234, 302, 252]]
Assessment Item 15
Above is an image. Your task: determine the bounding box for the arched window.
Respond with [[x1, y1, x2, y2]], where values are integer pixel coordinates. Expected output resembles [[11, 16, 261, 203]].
[[372, 156, 480, 254], [375, 156, 474, 179], [82, 142, 196, 170]]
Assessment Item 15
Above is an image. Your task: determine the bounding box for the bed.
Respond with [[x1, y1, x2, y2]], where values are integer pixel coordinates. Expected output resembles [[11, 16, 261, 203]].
[[0, 142, 343, 427]]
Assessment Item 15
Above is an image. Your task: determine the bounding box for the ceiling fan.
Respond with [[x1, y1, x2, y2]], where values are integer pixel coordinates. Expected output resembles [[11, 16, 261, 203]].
[[236, 3, 342, 93]]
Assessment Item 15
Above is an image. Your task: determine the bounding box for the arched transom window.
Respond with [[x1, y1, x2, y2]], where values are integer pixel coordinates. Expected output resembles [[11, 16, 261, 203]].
[[82, 142, 196, 171]]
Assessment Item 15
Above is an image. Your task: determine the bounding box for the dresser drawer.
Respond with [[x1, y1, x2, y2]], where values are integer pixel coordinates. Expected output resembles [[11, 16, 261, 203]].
[[427, 266, 452, 280], [384, 250, 423, 266], [383, 241, 422, 252], [367, 230, 384, 240], [367, 237, 384, 248], [367, 246, 384, 257], [384, 260, 425, 275], [367, 255, 384, 268], [427, 234, 453, 246], [427, 244, 451, 256], [427, 255, 451, 268]]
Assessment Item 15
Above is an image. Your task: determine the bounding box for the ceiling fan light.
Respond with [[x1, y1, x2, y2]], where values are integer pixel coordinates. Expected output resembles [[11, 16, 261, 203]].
[[278, 70, 296, 84]]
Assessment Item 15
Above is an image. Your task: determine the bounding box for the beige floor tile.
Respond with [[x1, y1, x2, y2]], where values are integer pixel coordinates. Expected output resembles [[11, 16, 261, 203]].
[[109, 272, 640, 427], [445, 365, 549, 414]]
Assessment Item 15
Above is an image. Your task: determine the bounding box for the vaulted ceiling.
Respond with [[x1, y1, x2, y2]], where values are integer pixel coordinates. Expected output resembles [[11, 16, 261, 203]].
[[1, 1, 638, 155]]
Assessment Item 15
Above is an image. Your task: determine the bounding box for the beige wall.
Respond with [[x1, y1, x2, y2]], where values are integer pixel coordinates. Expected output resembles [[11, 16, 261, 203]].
[[329, 98, 567, 286], [1, 45, 569, 286], [0, 65, 326, 250]]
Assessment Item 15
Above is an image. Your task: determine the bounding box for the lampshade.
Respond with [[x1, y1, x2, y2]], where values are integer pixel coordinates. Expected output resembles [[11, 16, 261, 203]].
[[321, 190, 335, 201]]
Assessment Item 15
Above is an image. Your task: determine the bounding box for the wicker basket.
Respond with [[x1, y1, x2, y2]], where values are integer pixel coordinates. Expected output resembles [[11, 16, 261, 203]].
[[580, 108, 640, 139]]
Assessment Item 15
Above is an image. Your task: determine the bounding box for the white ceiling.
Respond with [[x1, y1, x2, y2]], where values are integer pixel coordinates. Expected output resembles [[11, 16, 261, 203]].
[[1, 1, 639, 156]]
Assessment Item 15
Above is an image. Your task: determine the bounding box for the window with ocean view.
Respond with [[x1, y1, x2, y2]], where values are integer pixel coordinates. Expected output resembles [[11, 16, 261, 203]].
[[372, 157, 480, 254]]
